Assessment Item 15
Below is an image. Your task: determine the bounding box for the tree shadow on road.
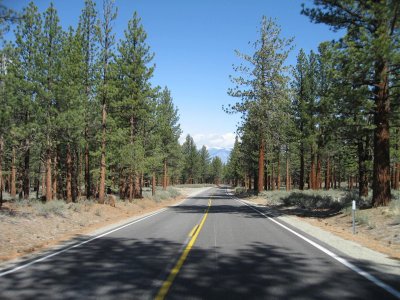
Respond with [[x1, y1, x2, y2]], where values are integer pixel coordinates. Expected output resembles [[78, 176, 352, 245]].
[[0, 235, 397, 299]]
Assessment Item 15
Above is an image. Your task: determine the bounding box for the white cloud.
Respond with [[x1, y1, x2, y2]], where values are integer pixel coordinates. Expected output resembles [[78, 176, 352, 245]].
[[180, 132, 236, 149]]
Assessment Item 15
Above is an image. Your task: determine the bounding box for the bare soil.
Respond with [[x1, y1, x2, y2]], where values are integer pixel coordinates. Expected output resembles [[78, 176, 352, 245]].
[[246, 195, 400, 260], [0, 188, 204, 263]]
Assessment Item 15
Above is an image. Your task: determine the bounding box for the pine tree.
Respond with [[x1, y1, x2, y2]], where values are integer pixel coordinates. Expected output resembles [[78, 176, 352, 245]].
[[156, 87, 181, 190], [0, 45, 14, 205], [181, 135, 200, 184], [77, 0, 98, 199], [210, 156, 223, 185], [302, 0, 400, 206], [114, 11, 156, 199], [198, 146, 211, 183], [227, 16, 292, 193], [225, 136, 243, 187], [40, 3, 63, 201], [0, 1, 19, 40], [57, 27, 85, 202], [98, 0, 117, 204], [13, 2, 42, 200]]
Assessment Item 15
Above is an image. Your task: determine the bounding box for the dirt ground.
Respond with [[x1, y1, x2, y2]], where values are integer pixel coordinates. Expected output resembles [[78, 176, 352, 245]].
[[246, 196, 400, 260], [0, 187, 205, 263]]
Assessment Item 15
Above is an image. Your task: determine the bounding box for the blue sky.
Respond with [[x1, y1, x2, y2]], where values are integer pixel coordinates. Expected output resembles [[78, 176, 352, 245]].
[[5, 0, 342, 149]]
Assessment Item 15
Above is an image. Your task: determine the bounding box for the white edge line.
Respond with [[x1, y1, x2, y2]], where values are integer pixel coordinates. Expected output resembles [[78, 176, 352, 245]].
[[234, 196, 400, 299], [0, 208, 168, 277], [0, 188, 214, 277]]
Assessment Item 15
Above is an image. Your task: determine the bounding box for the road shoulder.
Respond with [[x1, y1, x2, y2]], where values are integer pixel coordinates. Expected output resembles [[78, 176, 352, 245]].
[[241, 199, 400, 278]]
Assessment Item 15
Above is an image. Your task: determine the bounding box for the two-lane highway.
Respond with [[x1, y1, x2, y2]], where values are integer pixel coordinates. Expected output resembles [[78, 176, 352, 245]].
[[0, 187, 399, 299]]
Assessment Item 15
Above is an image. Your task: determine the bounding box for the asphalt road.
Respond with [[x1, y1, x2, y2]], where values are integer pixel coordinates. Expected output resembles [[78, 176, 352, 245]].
[[0, 187, 399, 299]]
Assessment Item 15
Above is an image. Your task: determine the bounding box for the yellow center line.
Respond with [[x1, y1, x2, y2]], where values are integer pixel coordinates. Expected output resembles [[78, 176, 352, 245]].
[[188, 224, 199, 238], [155, 199, 212, 300]]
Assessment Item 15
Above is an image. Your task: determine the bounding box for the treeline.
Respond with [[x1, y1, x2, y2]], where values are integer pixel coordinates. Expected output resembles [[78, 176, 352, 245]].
[[0, 0, 186, 205], [224, 1, 400, 207], [181, 135, 223, 185]]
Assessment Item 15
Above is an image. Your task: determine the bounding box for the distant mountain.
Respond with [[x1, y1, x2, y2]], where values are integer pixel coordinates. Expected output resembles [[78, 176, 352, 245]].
[[208, 147, 231, 164]]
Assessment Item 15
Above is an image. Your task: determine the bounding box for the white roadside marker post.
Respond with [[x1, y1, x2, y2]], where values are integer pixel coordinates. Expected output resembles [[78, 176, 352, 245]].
[[352, 200, 356, 234]]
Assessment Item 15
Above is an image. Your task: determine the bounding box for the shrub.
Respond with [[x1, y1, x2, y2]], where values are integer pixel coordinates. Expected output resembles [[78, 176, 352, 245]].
[[68, 202, 82, 213], [34, 200, 67, 218], [235, 187, 247, 195], [281, 191, 340, 209], [142, 187, 181, 202], [167, 187, 180, 198]]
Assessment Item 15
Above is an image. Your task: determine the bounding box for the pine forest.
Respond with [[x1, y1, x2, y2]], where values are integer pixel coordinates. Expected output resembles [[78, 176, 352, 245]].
[[0, 1, 399, 209]]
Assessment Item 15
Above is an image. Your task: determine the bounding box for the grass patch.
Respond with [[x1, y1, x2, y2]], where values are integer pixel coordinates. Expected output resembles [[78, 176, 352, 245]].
[[234, 187, 248, 195], [34, 200, 67, 218], [174, 184, 214, 188], [281, 190, 344, 209], [68, 202, 83, 213], [143, 187, 181, 202], [387, 199, 400, 216]]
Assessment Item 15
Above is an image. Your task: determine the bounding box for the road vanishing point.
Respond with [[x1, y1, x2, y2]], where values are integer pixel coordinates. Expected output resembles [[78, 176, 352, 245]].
[[0, 187, 399, 299]]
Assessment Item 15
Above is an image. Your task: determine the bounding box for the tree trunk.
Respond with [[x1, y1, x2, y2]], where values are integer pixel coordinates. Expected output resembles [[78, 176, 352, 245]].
[[163, 159, 167, 190], [66, 143, 72, 203], [0, 135, 3, 207], [333, 165, 337, 189], [118, 174, 123, 199], [372, 61, 391, 206], [72, 148, 78, 202], [271, 163, 275, 191], [257, 138, 264, 193], [286, 154, 290, 191], [395, 162, 400, 190], [99, 101, 107, 204], [78, 149, 82, 198], [10, 147, 16, 199], [394, 129, 400, 190], [128, 174, 134, 202], [41, 163, 46, 197], [23, 146, 30, 200], [85, 139, 90, 198], [310, 150, 316, 190], [316, 153, 321, 190], [299, 141, 305, 190], [46, 148, 52, 202], [36, 162, 40, 200], [325, 156, 330, 190], [134, 174, 141, 198], [358, 138, 369, 197], [152, 172, 156, 196], [52, 151, 57, 200], [277, 153, 281, 190]]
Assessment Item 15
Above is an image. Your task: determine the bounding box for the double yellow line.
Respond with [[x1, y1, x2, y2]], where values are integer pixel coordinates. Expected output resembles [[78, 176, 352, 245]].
[[155, 199, 212, 300]]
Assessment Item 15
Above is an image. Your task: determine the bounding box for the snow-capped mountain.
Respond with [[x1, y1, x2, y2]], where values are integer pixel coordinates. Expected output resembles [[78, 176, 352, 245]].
[[208, 147, 231, 164]]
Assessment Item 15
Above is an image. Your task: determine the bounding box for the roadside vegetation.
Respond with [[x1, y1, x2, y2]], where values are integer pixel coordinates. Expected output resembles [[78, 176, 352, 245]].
[[224, 1, 400, 209], [0, 1, 223, 211], [0, 0, 398, 260]]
